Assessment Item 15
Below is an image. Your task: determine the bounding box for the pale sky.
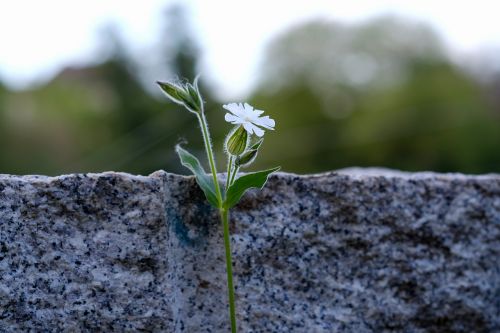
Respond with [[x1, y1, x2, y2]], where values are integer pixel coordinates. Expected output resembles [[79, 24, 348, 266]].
[[0, 0, 499, 98]]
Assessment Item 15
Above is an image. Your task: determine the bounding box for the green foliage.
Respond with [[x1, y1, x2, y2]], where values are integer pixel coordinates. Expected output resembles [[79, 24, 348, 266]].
[[175, 145, 220, 207], [0, 5, 205, 175], [0, 13, 498, 175], [250, 17, 500, 174], [224, 167, 280, 209]]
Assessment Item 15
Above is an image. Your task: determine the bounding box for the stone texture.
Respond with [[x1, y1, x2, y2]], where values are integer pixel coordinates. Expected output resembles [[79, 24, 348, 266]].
[[0, 173, 171, 332], [1, 169, 499, 332]]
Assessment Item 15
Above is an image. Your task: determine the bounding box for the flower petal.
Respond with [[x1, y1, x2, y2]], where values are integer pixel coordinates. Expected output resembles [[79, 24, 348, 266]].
[[243, 122, 264, 137], [253, 116, 275, 130], [223, 103, 245, 117], [225, 113, 244, 124], [243, 103, 262, 118], [243, 103, 254, 112], [242, 122, 254, 135], [224, 102, 273, 136], [252, 125, 265, 137]]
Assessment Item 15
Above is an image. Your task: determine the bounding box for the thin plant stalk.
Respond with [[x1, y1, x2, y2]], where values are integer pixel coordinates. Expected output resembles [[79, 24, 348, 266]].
[[220, 208, 237, 333], [196, 111, 223, 205], [229, 166, 239, 186], [197, 108, 237, 332]]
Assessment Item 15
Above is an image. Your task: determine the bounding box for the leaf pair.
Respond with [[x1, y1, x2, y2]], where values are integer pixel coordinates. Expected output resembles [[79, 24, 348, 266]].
[[176, 144, 279, 209]]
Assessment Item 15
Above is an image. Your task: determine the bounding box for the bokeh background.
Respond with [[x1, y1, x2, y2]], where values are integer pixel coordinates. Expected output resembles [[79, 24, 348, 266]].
[[0, 1, 499, 176]]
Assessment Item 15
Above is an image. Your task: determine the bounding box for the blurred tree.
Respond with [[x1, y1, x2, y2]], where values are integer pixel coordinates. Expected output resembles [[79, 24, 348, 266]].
[[342, 60, 500, 172], [259, 17, 444, 94], [251, 17, 500, 173], [0, 4, 209, 175], [0, 82, 6, 168], [0, 13, 498, 175], [161, 5, 199, 80]]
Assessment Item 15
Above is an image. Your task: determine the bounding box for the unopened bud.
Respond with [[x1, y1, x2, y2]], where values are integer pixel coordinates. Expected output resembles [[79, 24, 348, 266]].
[[157, 78, 203, 113], [187, 84, 202, 112], [236, 149, 258, 167], [249, 138, 264, 150], [225, 126, 248, 156], [236, 138, 263, 167], [157, 81, 184, 105], [187, 75, 203, 112], [177, 88, 199, 112]]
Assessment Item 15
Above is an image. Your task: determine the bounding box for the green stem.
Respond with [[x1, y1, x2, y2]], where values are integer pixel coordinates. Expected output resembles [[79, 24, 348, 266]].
[[225, 155, 234, 192], [197, 111, 223, 206], [229, 165, 239, 186], [220, 208, 237, 333], [197, 106, 236, 331]]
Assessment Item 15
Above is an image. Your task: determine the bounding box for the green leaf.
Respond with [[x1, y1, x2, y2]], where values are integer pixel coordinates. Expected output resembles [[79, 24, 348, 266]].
[[224, 167, 280, 208], [176, 145, 219, 207]]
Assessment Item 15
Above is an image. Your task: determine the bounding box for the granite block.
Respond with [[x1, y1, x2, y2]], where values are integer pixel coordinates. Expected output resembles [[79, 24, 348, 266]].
[[0, 169, 499, 332]]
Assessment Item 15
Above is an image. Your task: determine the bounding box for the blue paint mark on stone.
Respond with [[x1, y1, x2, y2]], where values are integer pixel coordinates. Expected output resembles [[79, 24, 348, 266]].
[[165, 205, 211, 247]]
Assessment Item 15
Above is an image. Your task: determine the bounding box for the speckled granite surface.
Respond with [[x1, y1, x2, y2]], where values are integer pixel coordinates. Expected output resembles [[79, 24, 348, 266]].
[[1, 170, 499, 332]]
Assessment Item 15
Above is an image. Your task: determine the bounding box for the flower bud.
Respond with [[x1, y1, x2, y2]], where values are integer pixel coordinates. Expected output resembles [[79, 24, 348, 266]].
[[236, 149, 258, 167], [235, 138, 263, 167], [225, 126, 248, 156], [177, 88, 199, 112], [249, 138, 264, 150], [157, 79, 203, 113], [157, 81, 184, 105], [186, 83, 203, 112]]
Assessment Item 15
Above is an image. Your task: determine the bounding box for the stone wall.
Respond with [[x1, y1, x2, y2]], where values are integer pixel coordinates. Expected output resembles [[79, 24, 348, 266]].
[[0, 170, 499, 332]]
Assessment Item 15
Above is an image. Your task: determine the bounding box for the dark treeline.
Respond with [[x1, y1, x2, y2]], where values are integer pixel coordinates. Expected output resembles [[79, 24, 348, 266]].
[[0, 8, 498, 175]]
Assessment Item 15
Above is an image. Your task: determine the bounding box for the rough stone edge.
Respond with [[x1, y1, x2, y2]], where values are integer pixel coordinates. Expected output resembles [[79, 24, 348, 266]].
[[1, 168, 499, 183]]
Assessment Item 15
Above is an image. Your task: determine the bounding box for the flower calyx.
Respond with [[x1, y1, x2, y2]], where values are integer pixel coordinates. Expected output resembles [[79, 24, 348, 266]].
[[225, 125, 248, 156]]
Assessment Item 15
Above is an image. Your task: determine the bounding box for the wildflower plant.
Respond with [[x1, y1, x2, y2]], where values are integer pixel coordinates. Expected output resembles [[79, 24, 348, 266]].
[[157, 77, 279, 333]]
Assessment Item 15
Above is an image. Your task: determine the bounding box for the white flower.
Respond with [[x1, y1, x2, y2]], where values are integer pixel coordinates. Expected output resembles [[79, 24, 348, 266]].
[[223, 103, 275, 137]]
